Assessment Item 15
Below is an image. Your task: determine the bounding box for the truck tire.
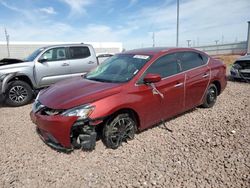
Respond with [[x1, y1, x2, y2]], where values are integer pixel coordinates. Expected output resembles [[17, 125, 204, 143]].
[[5, 81, 33, 107]]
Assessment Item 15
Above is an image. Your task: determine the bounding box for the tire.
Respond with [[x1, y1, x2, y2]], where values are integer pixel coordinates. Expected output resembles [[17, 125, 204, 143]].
[[103, 113, 136, 149], [201, 84, 218, 108], [5, 81, 33, 107]]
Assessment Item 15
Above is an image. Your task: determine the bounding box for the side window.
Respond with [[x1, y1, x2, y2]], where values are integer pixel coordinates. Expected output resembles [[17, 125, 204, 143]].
[[40, 47, 66, 61], [179, 52, 204, 71], [69, 47, 91, 59], [200, 54, 209, 64], [145, 53, 179, 78]]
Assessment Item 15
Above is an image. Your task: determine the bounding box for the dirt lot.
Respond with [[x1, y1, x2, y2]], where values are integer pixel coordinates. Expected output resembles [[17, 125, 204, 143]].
[[0, 81, 249, 188]]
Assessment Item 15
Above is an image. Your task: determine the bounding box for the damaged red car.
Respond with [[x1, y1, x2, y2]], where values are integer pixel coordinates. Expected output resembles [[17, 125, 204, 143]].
[[30, 48, 227, 152]]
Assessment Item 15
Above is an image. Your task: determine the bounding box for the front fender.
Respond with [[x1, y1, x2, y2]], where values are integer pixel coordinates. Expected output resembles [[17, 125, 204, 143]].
[[0, 72, 18, 94]]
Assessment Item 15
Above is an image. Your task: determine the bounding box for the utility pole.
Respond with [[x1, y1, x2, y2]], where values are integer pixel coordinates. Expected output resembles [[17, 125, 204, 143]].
[[176, 0, 179, 47], [215, 40, 219, 55], [4, 28, 10, 57], [152, 32, 155, 47], [186, 40, 191, 47], [247, 21, 250, 54]]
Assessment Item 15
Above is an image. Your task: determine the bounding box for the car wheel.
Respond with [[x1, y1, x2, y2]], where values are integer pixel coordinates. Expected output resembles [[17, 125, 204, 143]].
[[5, 81, 33, 107], [103, 113, 136, 149], [201, 84, 218, 108]]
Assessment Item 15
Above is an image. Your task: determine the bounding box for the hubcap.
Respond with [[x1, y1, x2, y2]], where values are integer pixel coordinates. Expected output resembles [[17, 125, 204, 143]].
[[9, 86, 28, 103], [107, 117, 135, 147], [208, 88, 216, 104]]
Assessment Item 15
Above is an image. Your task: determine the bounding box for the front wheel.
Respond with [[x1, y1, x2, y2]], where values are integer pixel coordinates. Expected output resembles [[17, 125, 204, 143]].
[[201, 84, 218, 108], [103, 113, 136, 149], [5, 81, 33, 107]]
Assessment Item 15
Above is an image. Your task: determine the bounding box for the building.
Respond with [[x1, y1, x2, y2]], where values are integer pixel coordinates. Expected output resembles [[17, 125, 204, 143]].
[[0, 41, 123, 59]]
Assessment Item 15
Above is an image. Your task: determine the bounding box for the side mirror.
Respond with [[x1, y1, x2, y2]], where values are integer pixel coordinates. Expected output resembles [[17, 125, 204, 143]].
[[143, 73, 161, 83], [38, 56, 48, 63]]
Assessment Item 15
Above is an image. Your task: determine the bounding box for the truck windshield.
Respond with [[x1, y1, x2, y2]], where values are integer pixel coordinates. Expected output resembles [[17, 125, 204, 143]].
[[86, 54, 152, 83], [24, 48, 44, 62]]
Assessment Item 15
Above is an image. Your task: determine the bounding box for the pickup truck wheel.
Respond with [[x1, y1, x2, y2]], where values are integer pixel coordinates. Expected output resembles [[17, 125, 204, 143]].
[[103, 113, 136, 149], [201, 84, 218, 108], [5, 81, 33, 107]]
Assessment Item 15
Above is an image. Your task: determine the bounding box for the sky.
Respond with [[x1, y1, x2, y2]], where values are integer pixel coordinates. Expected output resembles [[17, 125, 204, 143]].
[[0, 0, 249, 49]]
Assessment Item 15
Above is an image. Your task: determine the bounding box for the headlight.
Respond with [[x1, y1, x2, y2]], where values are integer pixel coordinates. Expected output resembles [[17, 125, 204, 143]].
[[62, 105, 95, 120]]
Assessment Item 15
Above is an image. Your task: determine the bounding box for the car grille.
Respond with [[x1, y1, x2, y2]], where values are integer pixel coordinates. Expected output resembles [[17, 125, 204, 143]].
[[240, 72, 250, 78]]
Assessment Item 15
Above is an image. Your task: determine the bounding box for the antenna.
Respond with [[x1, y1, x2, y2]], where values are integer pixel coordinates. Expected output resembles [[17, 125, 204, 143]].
[[4, 28, 10, 57]]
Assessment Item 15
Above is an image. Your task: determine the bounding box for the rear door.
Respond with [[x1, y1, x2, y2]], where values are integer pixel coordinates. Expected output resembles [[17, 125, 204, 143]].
[[178, 52, 210, 110], [136, 53, 185, 129], [35, 47, 71, 87], [68, 46, 98, 77]]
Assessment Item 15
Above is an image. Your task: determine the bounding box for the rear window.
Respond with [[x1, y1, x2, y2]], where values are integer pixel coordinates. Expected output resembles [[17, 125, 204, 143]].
[[69, 46, 91, 59], [179, 52, 205, 71]]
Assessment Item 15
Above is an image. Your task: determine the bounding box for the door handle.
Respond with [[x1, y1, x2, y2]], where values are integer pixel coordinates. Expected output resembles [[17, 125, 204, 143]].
[[202, 73, 209, 78], [62, 63, 69, 66], [174, 82, 183, 87], [88, 61, 95, 64]]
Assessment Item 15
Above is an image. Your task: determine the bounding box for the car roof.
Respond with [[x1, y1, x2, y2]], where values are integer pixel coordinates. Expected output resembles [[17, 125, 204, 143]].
[[236, 55, 250, 61], [42, 43, 91, 49], [122, 47, 202, 56]]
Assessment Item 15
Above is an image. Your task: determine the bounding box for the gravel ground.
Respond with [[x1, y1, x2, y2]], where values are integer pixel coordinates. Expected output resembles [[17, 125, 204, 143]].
[[0, 81, 249, 188]]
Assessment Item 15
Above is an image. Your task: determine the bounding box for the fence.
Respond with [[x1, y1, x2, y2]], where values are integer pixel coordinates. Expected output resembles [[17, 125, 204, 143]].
[[194, 41, 247, 56]]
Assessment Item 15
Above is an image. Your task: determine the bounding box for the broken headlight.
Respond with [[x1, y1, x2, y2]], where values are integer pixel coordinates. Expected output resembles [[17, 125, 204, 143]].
[[61, 105, 95, 120]]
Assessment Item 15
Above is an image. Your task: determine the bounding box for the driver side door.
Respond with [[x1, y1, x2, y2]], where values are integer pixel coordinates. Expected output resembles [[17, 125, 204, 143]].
[[34, 47, 71, 87]]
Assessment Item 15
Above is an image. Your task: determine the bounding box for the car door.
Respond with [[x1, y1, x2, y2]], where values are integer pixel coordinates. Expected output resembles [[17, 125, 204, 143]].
[[68, 46, 98, 77], [178, 52, 210, 110], [34, 47, 71, 87], [136, 53, 185, 129]]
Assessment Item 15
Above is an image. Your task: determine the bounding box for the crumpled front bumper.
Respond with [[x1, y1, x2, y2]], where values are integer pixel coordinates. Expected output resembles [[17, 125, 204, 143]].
[[230, 68, 250, 79], [30, 111, 78, 151]]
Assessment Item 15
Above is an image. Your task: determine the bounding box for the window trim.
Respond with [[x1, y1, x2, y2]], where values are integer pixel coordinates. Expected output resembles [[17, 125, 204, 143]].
[[135, 51, 210, 86]]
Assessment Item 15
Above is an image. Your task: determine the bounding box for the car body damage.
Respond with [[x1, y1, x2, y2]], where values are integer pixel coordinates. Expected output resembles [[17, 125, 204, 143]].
[[230, 55, 250, 80], [30, 47, 227, 152], [0, 58, 24, 66]]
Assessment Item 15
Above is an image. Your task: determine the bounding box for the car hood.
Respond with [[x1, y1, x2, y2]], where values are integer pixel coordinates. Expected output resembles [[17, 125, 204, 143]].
[[0, 60, 32, 73], [39, 76, 123, 109]]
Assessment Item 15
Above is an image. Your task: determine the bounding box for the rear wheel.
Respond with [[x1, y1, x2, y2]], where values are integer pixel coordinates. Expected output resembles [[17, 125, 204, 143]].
[[5, 81, 33, 107], [103, 113, 136, 149], [201, 84, 218, 108]]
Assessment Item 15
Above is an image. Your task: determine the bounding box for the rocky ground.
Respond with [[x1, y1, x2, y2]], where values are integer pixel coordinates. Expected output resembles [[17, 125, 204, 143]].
[[0, 81, 249, 188]]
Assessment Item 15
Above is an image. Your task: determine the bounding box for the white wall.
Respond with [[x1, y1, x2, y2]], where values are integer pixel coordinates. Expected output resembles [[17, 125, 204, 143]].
[[0, 41, 123, 59]]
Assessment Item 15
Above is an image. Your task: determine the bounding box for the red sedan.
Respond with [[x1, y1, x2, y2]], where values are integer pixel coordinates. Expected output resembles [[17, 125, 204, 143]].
[[30, 47, 227, 152]]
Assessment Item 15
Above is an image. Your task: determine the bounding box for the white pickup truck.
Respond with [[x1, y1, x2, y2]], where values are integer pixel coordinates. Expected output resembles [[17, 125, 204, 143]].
[[0, 43, 98, 106]]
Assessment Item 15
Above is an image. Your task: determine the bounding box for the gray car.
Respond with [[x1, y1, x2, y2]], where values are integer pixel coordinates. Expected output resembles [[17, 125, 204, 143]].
[[0, 43, 98, 106], [230, 55, 250, 81]]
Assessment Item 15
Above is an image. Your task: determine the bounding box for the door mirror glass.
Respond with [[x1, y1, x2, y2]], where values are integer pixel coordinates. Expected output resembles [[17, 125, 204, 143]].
[[143, 73, 161, 83]]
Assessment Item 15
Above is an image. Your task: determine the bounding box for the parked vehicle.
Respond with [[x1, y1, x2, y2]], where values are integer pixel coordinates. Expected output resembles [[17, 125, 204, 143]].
[[0, 44, 98, 106], [230, 55, 250, 81], [96, 53, 113, 64], [30, 47, 227, 152]]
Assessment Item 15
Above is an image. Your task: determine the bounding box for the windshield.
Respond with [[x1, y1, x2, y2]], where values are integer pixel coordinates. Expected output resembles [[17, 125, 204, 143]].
[[24, 48, 44, 62], [86, 54, 152, 83]]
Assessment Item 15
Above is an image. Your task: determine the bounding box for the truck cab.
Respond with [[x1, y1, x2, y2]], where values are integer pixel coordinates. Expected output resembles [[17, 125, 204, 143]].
[[0, 43, 98, 106]]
